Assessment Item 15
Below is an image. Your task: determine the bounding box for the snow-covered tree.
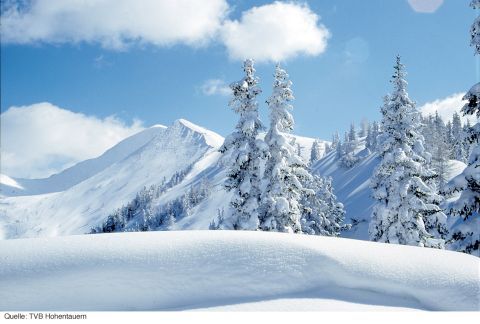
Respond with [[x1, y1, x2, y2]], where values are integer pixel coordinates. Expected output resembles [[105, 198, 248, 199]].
[[369, 56, 447, 248], [470, 0, 480, 54], [296, 142, 303, 158], [431, 112, 451, 189], [339, 125, 359, 168], [451, 112, 467, 162], [218, 59, 266, 230], [360, 118, 369, 137], [259, 64, 309, 233], [441, 1, 480, 256], [366, 120, 380, 151], [443, 88, 480, 256], [310, 139, 323, 165], [446, 120, 453, 149], [324, 143, 332, 154], [348, 123, 358, 148], [331, 132, 340, 151], [421, 114, 436, 156], [463, 120, 475, 157], [336, 135, 344, 159], [301, 175, 347, 236]]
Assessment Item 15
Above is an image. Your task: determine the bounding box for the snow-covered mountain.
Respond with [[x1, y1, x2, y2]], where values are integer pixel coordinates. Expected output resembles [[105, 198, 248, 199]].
[[0, 124, 168, 196], [0, 118, 466, 242], [0, 119, 224, 238], [0, 119, 327, 239]]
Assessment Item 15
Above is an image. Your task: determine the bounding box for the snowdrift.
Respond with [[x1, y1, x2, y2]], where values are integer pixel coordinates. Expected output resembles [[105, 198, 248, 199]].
[[0, 231, 478, 311]]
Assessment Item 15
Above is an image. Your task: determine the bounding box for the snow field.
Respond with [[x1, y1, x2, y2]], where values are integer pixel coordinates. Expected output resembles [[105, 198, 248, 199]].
[[0, 231, 478, 311]]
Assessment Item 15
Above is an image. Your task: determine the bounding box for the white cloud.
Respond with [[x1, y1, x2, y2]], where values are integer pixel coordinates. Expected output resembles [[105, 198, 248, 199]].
[[201, 79, 231, 96], [0, 102, 144, 178], [0, 0, 229, 49], [419, 92, 478, 124], [407, 0, 444, 13], [221, 2, 330, 62], [0, 1, 332, 62]]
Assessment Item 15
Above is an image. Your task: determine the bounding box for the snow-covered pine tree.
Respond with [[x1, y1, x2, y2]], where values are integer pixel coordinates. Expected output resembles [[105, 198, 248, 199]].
[[340, 124, 359, 168], [331, 132, 340, 151], [463, 120, 475, 157], [310, 139, 323, 165], [296, 142, 303, 158], [446, 120, 454, 151], [366, 120, 380, 151], [259, 64, 309, 233], [217, 59, 266, 230], [451, 112, 467, 162], [324, 143, 332, 154], [369, 56, 447, 248], [431, 112, 451, 189], [441, 1, 480, 256], [360, 118, 369, 137], [336, 135, 344, 159], [421, 115, 436, 155], [301, 175, 347, 236], [366, 124, 373, 150], [470, 0, 480, 53], [348, 122, 358, 150]]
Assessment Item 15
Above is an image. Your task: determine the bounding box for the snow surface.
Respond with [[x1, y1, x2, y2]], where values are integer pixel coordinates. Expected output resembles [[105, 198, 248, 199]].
[[0, 120, 220, 239], [0, 231, 478, 311], [312, 148, 379, 240]]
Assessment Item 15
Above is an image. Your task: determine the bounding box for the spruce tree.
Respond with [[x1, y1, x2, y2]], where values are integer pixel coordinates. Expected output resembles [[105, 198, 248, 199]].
[[340, 126, 359, 168], [442, 1, 480, 256], [218, 59, 265, 230], [310, 139, 323, 165], [369, 56, 447, 248], [331, 132, 340, 151], [301, 175, 347, 236], [360, 119, 369, 137], [366, 121, 380, 152], [259, 64, 309, 233], [451, 112, 467, 162], [431, 112, 450, 189]]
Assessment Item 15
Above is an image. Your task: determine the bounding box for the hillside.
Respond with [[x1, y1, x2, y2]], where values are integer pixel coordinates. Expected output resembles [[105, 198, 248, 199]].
[[0, 119, 224, 238], [0, 231, 478, 311], [0, 119, 466, 242]]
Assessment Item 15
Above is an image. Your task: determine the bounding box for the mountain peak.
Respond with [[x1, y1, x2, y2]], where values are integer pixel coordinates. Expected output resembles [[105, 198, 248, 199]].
[[172, 118, 224, 148], [150, 124, 168, 129]]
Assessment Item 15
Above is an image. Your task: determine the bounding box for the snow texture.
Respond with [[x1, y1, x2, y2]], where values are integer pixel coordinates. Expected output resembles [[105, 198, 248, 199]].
[[0, 231, 478, 311]]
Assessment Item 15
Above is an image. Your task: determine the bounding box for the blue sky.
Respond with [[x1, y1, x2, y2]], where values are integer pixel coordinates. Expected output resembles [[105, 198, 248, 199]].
[[0, 0, 477, 177]]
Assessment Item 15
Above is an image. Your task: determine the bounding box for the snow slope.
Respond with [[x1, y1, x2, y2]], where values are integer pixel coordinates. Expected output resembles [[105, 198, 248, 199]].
[[313, 148, 378, 240], [313, 144, 467, 241], [0, 120, 223, 239], [0, 120, 464, 242], [0, 125, 167, 197], [0, 231, 478, 311], [0, 119, 326, 239]]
